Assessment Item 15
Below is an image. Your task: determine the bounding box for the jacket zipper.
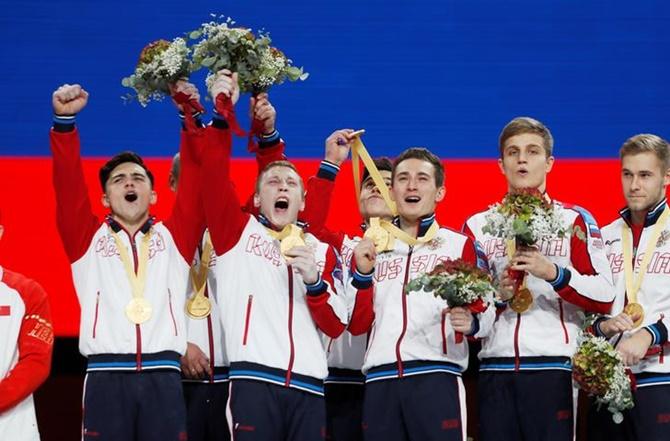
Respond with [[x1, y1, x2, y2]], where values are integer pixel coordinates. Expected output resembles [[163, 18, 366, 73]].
[[285, 267, 296, 387], [441, 310, 448, 355], [206, 287, 216, 383], [395, 247, 413, 377], [243, 295, 253, 346], [558, 299, 569, 344], [514, 313, 521, 371], [121, 226, 143, 371]]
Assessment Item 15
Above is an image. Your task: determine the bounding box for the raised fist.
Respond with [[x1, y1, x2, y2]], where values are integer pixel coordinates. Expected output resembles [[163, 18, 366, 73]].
[[250, 92, 276, 134], [325, 129, 354, 166], [169, 80, 201, 113], [52, 84, 89, 115], [210, 70, 240, 105], [353, 238, 377, 274]]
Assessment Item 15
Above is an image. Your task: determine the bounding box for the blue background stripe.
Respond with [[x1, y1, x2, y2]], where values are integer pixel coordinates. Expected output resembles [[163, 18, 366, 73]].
[[1, 0, 668, 157]]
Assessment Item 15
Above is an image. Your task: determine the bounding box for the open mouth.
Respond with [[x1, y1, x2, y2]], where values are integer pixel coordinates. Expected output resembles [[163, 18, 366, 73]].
[[124, 192, 138, 202], [274, 197, 289, 211], [517, 168, 528, 176], [405, 195, 421, 204]]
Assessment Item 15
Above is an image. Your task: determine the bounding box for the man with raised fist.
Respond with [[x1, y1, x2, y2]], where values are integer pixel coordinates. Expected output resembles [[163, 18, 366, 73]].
[[50, 83, 205, 441]]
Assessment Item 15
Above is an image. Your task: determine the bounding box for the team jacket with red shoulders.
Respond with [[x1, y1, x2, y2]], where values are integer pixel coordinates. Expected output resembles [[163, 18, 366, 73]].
[[594, 199, 670, 383], [184, 129, 286, 384], [299, 161, 371, 385], [50, 117, 204, 372], [464, 199, 614, 371], [347, 216, 495, 381], [201, 119, 349, 396], [0, 267, 53, 441]]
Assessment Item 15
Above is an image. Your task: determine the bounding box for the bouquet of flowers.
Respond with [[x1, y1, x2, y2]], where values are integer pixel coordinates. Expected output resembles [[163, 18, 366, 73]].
[[188, 16, 308, 96], [572, 332, 634, 424], [482, 187, 579, 301], [406, 259, 494, 343], [121, 38, 192, 107], [482, 187, 570, 247]]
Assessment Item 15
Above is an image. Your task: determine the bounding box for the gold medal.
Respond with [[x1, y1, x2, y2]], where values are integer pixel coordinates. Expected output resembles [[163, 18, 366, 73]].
[[623, 302, 645, 328], [621, 207, 669, 327], [510, 287, 534, 313], [125, 297, 152, 324], [186, 295, 212, 319], [280, 234, 306, 257], [364, 218, 392, 252]]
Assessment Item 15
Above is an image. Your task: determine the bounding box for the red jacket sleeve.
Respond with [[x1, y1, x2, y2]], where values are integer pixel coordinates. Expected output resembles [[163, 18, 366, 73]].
[[202, 122, 251, 256], [301, 161, 338, 235], [347, 257, 376, 336], [50, 128, 100, 263], [551, 213, 614, 314], [164, 127, 207, 262], [301, 162, 348, 250], [0, 273, 53, 413], [304, 246, 347, 338]]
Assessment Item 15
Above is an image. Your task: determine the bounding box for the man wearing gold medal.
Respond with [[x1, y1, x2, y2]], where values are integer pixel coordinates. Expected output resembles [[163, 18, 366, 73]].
[[171, 86, 286, 441], [589, 134, 670, 441], [463, 117, 614, 441], [51, 83, 206, 440], [201, 71, 350, 441], [300, 129, 394, 441], [348, 147, 495, 441]]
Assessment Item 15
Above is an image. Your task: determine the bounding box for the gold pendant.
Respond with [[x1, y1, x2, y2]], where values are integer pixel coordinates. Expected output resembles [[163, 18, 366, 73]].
[[364, 224, 392, 253], [280, 232, 306, 257], [623, 302, 645, 328], [125, 298, 153, 324], [510, 287, 534, 313], [186, 295, 212, 319]]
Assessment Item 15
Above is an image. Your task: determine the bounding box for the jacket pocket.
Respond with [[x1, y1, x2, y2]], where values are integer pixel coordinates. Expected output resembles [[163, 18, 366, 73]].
[[168, 290, 178, 336], [92, 291, 100, 338]]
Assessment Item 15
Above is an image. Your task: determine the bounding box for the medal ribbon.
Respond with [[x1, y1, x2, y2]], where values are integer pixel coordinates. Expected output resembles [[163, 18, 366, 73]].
[[110, 228, 152, 301], [265, 223, 304, 242], [622, 206, 669, 304], [190, 231, 213, 298], [379, 219, 439, 247], [351, 137, 397, 216]]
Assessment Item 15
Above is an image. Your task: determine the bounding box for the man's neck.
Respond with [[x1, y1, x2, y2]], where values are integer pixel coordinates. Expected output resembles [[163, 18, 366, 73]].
[[399, 216, 420, 238], [629, 197, 667, 226], [112, 213, 149, 236], [630, 210, 647, 226]]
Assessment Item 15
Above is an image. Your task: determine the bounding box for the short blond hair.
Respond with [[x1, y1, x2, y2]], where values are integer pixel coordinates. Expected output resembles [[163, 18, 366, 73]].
[[255, 160, 304, 194], [499, 117, 554, 158], [620, 134, 670, 171]]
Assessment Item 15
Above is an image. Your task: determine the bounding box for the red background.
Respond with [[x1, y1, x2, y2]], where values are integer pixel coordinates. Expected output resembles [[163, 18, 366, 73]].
[[0, 157, 625, 336]]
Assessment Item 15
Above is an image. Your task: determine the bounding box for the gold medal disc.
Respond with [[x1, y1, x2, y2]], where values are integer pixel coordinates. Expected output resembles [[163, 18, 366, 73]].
[[280, 235, 306, 258], [125, 297, 153, 324], [364, 225, 391, 253], [186, 295, 212, 319], [510, 287, 534, 313], [623, 302, 645, 328]]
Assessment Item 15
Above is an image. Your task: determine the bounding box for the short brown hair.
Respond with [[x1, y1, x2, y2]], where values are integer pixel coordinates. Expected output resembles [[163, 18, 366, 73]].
[[255, 160, 304, 194], [362, 157, 393, 183], [620, 134, 670, 171], [499, 117, 554, 158], [99, 151, 154, 192], [392, 147, 444, 188]]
